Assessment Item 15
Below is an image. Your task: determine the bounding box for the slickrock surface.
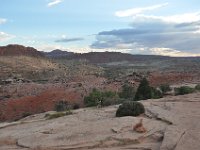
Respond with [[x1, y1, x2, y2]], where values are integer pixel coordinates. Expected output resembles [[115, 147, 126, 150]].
[[0, 92, 200, 150]]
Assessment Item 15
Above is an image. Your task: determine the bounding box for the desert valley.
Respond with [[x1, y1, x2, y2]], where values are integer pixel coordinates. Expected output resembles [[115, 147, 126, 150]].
[[0, 44, 200, 150]]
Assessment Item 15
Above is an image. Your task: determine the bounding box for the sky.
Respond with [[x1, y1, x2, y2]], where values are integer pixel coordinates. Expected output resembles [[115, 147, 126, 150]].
[[0, 0, 200, 56]]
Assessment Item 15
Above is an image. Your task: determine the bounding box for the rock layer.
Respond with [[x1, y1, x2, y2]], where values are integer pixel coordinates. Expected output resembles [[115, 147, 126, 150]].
[[0, 92, 200, 150]]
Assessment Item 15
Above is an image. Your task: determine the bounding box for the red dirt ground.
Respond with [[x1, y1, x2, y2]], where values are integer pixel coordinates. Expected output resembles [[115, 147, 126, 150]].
[[0, 88, 84, 122]]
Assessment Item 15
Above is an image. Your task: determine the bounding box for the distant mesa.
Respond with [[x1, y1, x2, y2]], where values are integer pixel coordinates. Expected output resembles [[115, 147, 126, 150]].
[[0, 44, 45, 57], [64, 52, 169, 64], [44, 49, 74, 58]]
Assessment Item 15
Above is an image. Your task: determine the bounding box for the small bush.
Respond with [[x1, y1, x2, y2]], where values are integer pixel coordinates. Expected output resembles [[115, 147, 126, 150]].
[[118, 84, 135, 99], [159, 84, 171, 94], [73, 103, 80, 109], [151, 87, 163, 99], [84, 89, 117, 107], [195, 84, 200, 91], [175, 86, 195, 95], [22, 112, 32, 118], [101, 98, 117, 106], [84, 89, 102, 107], [55, 101, 70, 112], [65, 110, 73, 115], [116, 101, 145, 117]]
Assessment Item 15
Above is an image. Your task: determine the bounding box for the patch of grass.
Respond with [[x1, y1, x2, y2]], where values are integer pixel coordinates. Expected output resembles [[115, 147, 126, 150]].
[[45, 110, 72, 120]]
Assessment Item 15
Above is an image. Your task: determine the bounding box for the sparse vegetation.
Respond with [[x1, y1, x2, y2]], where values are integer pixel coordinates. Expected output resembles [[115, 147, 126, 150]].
[[22, 112, 32, 118], [151, 87, 163, 99], [45, 110, 72, 119], [195, 84, 200, 91], [116, 101, 145, 117], [55, 101, 71, 112], [134, 78, 152, 101], [84, 89, 117, 107], [175, 86, 195, 95], [134, 78, 162, 101], [118, 84, 135, 100], [73, 103, 80, 109], [159, 84, 171, 94]]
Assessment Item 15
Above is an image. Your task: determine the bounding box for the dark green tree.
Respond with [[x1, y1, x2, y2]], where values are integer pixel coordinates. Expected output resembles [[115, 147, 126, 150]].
[[134, 78, 152, 101]]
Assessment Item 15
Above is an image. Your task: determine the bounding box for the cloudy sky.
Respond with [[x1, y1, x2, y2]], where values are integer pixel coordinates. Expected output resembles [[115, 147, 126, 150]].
[[0, 0, 200, 56]]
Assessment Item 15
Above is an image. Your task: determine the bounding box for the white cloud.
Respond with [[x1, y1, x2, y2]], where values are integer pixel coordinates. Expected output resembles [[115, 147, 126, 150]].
[[150, 47, 200, 57], [0, 32, 15, 42], [115, 3, 168, 17], [36, 44, 67, 52], [135, 12, 200, 24], [36, 43, 130, 53], [67, 46, 131, 53], [0, 18, 7, 24], [115, 3, 200, 24], [47, 0, 62, 7]]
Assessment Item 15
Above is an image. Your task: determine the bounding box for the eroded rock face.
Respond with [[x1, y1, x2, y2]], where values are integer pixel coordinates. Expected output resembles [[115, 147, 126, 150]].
[[0, 44, 44, 57], [0, 92, 200, 150]]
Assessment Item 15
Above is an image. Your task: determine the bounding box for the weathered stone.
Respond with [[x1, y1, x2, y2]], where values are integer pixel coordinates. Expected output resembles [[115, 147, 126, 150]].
[[0, 93, 200, 150]]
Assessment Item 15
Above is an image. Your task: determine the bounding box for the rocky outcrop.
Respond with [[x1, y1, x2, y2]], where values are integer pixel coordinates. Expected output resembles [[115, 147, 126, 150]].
[[44, 49, 74, 58], [0, 92, 200, 150], [0, 44, 44, 57]]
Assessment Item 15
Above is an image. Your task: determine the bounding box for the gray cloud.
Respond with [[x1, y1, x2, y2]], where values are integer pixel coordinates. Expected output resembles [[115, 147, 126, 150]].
[[91, 16, 200, 54], [55, 37, 84, 43]]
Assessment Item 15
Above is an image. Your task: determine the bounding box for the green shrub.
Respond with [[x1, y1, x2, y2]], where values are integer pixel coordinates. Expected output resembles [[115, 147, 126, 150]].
[[84, 89, 117, 107], [84, 89, 103, 107], [159, 84, 171, 94], [134, 78, 163, 101], [116, 101, 145, 117], [175, 86, 195, 95], [101, 98, 121, 106], [118, 84, 135, 99], [102, 91, 116, 98], [195, 84, 200, 91], [55, 101, 70, 112], [151, 87, 163, 99]]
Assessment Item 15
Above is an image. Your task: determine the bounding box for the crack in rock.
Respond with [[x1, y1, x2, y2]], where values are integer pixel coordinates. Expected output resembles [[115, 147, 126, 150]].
[[160, 126, 186, 150]]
